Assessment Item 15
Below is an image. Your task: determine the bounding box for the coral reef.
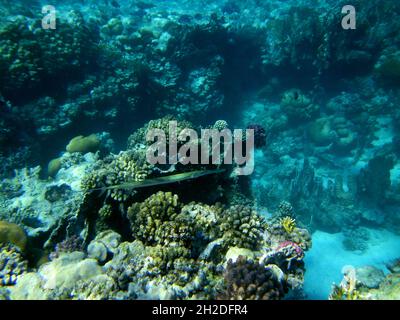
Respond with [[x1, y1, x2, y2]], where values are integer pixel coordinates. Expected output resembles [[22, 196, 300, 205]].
[[66, 134, 101, 154], [0, 243, 28, 286], [1, 0, 400, 302], [0, 153, 97, 245], [82, 148, 153, 201], [127, 116, 195, 149], [281, 89, 319, 123], [330, 261, 400, 300], [219, 205, 265, 250], [0, 221, 27, 251], [218, 255, 285, 300], [127, 192, 192, 246]]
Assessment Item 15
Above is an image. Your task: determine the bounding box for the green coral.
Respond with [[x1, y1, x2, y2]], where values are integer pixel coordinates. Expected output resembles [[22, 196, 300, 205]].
[[279, 216, 296, 234], [127, 192, 194, 246], [94, 204, 114, 233], [0, 221, 27, 252], [66, 134, 100, 154], [213, 120, 229, 131]]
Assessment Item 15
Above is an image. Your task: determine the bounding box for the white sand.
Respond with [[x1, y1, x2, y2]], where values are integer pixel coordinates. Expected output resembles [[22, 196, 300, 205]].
[[304, 229, 400, 299]]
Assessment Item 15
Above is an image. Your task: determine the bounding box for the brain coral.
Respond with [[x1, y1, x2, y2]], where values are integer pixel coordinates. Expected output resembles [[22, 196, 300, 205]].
[[66, 134, 100, 154], [0, 221, 27, 252]]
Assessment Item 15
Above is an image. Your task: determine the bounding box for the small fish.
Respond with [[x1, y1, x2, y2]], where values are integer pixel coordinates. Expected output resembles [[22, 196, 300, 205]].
[[90, 169, 226, 192]]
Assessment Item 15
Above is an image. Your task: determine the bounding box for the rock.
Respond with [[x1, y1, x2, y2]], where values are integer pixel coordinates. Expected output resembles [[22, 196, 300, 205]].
[[93, 230, 121, 254], [87, 230, 122, 263], [44, 184, 71, 203], [9, 273, 48, 300], [87, 241, 108, 263], [356, 266, 385, 289]]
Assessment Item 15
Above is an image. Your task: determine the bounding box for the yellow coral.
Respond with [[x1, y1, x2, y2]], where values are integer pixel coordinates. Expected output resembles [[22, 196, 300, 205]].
[[66, 134, 100, 153], [0, 221, 27, 251], [280, 216, 296, 234], [47, 157, 62, 177]]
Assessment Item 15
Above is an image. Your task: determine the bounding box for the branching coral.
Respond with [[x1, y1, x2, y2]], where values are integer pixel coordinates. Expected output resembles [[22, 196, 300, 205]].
[[104, 240, 221, 300], [213, 120, 229, 131], [0, 221, 27, 252], [82, 148, 153, 201], [127, 115, 196, 149], [219, 205, 265, 250], [127, 192, 194, 246], [49, 235, 84, 261], [0, 243, 28, 286], [276, 201, 295, 219], [218, 255, 285, 300], [181, 202, 224, 242]]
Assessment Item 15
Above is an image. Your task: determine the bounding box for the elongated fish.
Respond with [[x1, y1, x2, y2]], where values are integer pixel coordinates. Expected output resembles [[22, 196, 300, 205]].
[[90, 169, 226, 192]]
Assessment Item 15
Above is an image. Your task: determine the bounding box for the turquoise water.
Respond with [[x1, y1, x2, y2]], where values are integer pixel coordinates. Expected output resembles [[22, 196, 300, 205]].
[[305, 230, 400, 299], [0, 0, 400, 300]]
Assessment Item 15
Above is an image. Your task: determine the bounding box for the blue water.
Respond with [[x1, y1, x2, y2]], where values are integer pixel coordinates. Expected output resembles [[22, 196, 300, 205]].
[[304, 230, 400, 299], [1, 0, 400, 300]]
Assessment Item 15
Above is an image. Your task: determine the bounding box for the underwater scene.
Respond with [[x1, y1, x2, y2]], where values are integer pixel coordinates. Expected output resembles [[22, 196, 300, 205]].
[[0, 0, 400, 301]]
